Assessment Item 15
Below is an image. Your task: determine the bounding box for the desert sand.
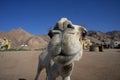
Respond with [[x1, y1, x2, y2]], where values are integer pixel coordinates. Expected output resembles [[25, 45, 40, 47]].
[[0, 49, 120, 80]]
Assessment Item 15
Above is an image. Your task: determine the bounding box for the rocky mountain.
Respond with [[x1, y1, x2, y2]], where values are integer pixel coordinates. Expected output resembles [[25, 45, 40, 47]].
[[0, 28, 50, 50], [106, 31, 120, 41], [87, 30, 120, 43], [0, 28, 120, 50]]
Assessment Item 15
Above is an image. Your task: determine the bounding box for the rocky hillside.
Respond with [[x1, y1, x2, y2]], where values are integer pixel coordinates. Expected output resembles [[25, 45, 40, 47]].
[[106, 31, 120, 41], [0, 28, 50, 50], [0, 29, 120, 50], [87, 30, 120, 43]]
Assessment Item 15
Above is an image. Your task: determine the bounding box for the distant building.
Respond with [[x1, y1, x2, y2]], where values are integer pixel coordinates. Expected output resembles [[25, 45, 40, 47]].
[[102, 41, 111, 49], [113, 41, 120, 48], [21, 44, 28, 47]]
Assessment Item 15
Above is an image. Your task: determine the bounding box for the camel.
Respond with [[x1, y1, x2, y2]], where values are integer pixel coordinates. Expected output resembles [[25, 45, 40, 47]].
[[0, 37, 11, 50], [83, 37, 92, 50], [35, 18, 87, 80]]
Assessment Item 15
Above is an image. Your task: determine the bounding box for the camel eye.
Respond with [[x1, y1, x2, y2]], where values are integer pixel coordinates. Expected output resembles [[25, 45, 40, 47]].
[[82, 30, 87, 37]]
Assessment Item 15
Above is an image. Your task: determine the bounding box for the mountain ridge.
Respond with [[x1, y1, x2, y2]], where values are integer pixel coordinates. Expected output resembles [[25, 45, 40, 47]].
[[0, 29, 120, 50], [0, 29, 50, 50]]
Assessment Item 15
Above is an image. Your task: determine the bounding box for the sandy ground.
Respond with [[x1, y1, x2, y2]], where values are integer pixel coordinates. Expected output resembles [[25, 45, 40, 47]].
[[0, 49, 120, 80]]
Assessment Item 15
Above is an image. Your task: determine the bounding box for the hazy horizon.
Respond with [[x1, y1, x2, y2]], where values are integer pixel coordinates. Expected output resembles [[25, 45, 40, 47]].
[[0, 27, 120, 35]]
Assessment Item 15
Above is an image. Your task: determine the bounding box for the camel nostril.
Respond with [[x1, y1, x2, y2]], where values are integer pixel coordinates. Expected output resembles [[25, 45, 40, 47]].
[[67, 24, 74, 29]]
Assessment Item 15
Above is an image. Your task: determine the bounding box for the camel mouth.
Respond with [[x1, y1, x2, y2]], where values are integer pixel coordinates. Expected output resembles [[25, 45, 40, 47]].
[[58, 52, 74, 56], [53, 52, 79, 65]]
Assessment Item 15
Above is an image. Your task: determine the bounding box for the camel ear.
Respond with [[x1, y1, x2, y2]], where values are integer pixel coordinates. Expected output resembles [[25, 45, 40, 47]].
[[82, 29, 87, 37]]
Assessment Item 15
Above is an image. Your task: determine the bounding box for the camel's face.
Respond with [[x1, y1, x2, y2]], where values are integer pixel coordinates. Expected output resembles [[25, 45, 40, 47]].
[[48, 18, 87, 65]]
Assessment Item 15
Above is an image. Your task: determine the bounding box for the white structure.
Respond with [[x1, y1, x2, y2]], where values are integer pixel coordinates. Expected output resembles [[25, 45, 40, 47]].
[[113, 41, 120, 48]]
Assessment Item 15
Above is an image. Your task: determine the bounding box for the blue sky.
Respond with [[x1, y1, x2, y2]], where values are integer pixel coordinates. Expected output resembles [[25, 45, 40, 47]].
[[0, 0, 120, 34]]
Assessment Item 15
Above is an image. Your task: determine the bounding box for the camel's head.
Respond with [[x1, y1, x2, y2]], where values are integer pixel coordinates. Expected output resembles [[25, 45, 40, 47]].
[[48, 18, 87, 65]]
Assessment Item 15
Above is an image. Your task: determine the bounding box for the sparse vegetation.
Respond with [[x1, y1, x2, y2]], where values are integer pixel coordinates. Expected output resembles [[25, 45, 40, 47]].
[[0, 48, 29, 52]]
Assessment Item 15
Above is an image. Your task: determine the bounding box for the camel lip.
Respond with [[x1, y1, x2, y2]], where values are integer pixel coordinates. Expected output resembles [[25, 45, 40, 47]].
[[53, 53, 77, 65], [55, 52, 77, 59], [58, 52, 68, 56], [58, 52, 77, 57]]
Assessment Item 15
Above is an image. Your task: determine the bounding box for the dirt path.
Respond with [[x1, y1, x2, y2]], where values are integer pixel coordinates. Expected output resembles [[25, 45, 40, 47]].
[[0, 49, 120, 80]]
